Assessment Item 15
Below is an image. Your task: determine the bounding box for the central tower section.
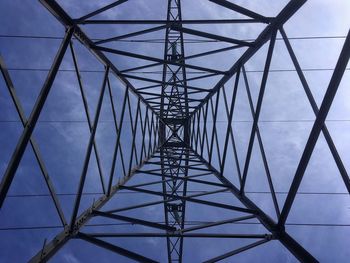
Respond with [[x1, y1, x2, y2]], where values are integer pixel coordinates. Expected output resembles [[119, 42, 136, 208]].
[[159, 0, 189, 147], [159, 1, 190, 261]]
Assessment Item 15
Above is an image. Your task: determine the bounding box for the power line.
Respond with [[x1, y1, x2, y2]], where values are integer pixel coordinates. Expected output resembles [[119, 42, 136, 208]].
[[5, 67, 350, 74], [1, 119, 350, 124], [5, 190, 349, 198], [1, 221, 349, 231], [6, 68, 207, 75], [0, 120, 140, 123], [0, 34, 347, 44], [199, 119, 350, 123]]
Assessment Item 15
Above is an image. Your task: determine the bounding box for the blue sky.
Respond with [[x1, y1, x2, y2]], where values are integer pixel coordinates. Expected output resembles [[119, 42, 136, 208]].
[[0, 0, 350, 262]]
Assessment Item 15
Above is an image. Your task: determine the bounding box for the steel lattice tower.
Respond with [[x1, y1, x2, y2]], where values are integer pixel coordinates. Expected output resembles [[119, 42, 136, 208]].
[[0, 0, 350, 262]]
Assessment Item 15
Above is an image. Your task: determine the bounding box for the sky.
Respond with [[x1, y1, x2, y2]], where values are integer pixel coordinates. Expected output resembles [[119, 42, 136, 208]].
[[0, 0, 350, 262]]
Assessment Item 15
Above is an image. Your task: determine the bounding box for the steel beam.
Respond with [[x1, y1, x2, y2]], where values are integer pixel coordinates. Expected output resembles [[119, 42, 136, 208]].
[[0, 54, 67, 225], [69, 41, 107, 194], [190, 0, 307, 117], [94, 25, 168, 45], [280, 27, 350, 195], [76, 0, 128, 22], [78, 19, 268, 25], [192, 148, 318, 262], [170, 25, 254, 46], [242, 66, 280, 217], [119, 185, 257, 214], [0, 28, 74, 209], [203, 239, 270, 263], [93, 45, 227, 75], [92, 210, 176, 231], [77, 232, 158, 263], [240, 29, 277, 192], [29, 155, 156, 262], [85, 232, 273, 239], [209, 0, 271, 23], [39, 0, 160, 117], [279, 29, 350, 226], [69, 67, 109, 228]]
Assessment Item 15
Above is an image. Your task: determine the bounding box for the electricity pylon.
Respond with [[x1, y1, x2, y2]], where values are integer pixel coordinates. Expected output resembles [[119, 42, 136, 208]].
[[0, 0, 349, 262]]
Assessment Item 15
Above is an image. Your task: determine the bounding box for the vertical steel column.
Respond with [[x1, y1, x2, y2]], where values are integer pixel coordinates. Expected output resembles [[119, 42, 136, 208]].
[[159, 0, 190, 261]]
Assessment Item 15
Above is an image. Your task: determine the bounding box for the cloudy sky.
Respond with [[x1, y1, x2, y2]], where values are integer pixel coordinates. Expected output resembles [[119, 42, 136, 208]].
[[0, 0, 350, 262]]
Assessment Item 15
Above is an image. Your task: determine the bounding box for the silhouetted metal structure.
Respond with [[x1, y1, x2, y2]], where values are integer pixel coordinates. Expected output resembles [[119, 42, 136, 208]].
[[0, 0, 349, 262]]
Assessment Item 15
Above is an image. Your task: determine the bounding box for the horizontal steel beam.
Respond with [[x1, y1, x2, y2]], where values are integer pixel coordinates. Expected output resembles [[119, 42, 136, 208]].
[[92, 45, 227, 75], [83, 232, 273, 239], [77, 232, 158, 263], [104, 188, 230, 214], [121, 73, 206, 90], [78, 19, 268, 24], [93, 210, 176, 231], [182, 215, 256, 233], [120, 185, 257, 214], [171, 25, 254, 46], [95, 25, 168, 44]]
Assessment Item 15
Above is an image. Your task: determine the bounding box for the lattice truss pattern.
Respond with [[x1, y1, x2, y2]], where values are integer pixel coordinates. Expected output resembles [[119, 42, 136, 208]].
[[0, 0, 350, 262]]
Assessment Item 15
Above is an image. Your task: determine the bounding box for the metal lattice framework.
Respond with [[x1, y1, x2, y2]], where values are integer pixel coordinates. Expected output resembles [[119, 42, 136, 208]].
[[0, 0, 350, 262]]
